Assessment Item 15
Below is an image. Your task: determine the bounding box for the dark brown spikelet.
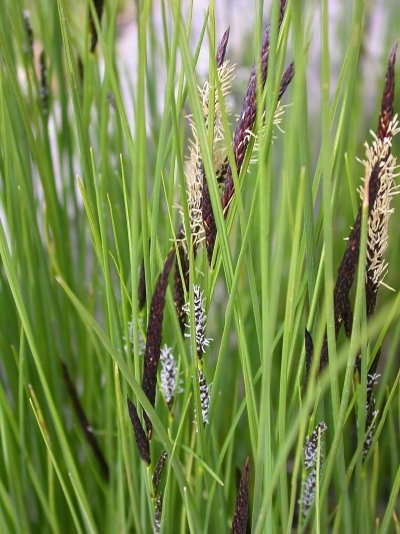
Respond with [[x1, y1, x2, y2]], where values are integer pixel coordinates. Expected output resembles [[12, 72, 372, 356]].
[[202, 178, 215, 265], [153, 494, 163, 534], [142, 250, 175, 438], [221, 2, 287, 216], [89, 0, 104, 53], [304, 328, 313, 383], [138, 258, 146, 311], [202, 28, 231, 265], [152, 451, 168, 493], [278, 61, 295, 101], [216, 27, 230, 68], [216, 158, 229, 185], [220, 25, 272, 215], [319, 162, 382, 371], [39, 50, 48, 117], [231, 458, 250, 534], [126, 396, 151, 465], [366, 45, 397, 319], [60, 360, 109, 481], [377, 43, 397, 141], [173, 240, 189, 330]]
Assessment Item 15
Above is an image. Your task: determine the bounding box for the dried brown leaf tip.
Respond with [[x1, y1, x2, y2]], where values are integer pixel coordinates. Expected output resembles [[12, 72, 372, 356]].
[[126, 396, 151, 466], [141, 250, 175, 438], [152, 451, 168, 493], [60, 359, 109, 481], [231, 457, 250, 534], [89, 0, 104, 53]]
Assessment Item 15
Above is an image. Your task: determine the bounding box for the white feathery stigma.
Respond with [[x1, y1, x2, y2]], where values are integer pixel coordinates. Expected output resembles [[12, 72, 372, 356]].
[[358, 116, 400, 289], [183, 61, 235, 246]]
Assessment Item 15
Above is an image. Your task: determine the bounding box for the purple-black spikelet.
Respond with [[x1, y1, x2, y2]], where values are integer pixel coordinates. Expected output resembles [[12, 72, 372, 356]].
[[60, 360, 109, 480], [377, 44, 397, 142], [319, 162, 381, 371], [319, 45, 397, 371], [173, 238, 189, 330], [142, 250, 175, 438], [89, 0, 104, 53], [365, 45, 397, 319], [138, 257, 146, 311], [278, 61, 295, 101], [221, 1, 287, 217], [152, 451, 168, 493], [126, 396, 151, 466], [304, 328, 313, 383], [230, 458, 250, 534]]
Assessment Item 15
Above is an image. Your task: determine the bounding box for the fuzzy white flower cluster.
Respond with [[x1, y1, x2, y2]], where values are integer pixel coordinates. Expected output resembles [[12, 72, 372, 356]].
[[183, 285, 212, 356], [159, 345, 181, 407], [183, 61, 235, 247], [358, 116, 400, 289], [300, 421, 327, 517], [198, 369, 210, 426]]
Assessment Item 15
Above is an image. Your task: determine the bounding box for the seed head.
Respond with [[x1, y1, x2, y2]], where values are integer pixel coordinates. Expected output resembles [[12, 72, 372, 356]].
[[358, 117, 400, 300], [363, 373, 380, 460], [152, 451, 168, 493], [303, 421, 327, 470], [230, 458, 250, 534], [153, 494, 162, 534], [183, 285, 212, 358], [127, 396, 151, 466], [183, 61, 234, 248], [197, 368, 210, 426], [159, 345, 181, 409], [300, 421, 327, 517], [142, 250, 175, 438]]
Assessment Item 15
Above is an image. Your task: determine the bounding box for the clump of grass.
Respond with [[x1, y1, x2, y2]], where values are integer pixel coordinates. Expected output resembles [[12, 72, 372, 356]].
[[1, 2, 399, 533]]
